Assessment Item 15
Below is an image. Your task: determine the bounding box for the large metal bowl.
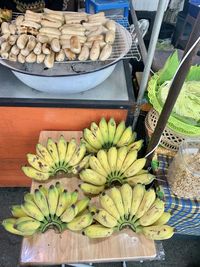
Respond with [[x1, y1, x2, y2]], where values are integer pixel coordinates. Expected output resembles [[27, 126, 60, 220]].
[[0, 23, 132, 94]]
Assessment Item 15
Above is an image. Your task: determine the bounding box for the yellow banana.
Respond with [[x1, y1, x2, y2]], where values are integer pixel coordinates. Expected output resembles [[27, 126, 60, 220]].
[[27, 154, 51, 173], [97, 150, 111, 175], [81, 138, 98, 153], [38, 185, 48, 198], [36, 143, 54, 167], [57, 135, 67, 167], [47, 138, 59, 167], [24, 192, 34, 203], [60, 205, 78, 223], [94, 209, 118, 228], [124, 158, 146, 178], [99, 192, 120, 220], [68, 144, 86, 166], [56, 190, 72, 217], [120, 183, 132, 219], [71, 190, 79, 205], [67, 213, 93, 231], [75, 197, 90, 214], [99, 117, 109, 146], [55, 181, 64, 195], [108, 117, 116, 145], [117, 126, 133, 147], [130, 184, 145, 219], [109, 187, 125, 219], [137, 169, 148, 175], [113, 121, 125, 145], [126, 173, 155, 186], [2, 218, 35, 236], [142, 225, 174, 240], [11, 205, 27, 218], [21, 201, 44, 221], [134, 188, 156, 219], [83, 128, 102, 150], [116, 146, 128, 174], [139, 198, 165, 226], [107, 147, 118, 174], [48, 185, 59, 218], [33, 189, 50, 219], [80, 183, 105, 195], [90, 122, 104, 145], [15, 217, 41, 232], [65, 138, 77, 165], [83, 224, 114, 238], [89, 205, 98, 214], [89, 156, 108, 176], [128, 140, 144, 151], [71, 155, 91, 174], [80, 169, 106, 186], [153, 212, 171, 226], [120, 150, 138, 174], [128, 132, 137, 145], [22, 166, 50, 181]]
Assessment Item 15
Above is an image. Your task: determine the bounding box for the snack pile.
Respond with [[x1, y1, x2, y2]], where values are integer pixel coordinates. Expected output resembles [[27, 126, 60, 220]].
[[0, 9, 116, 68]]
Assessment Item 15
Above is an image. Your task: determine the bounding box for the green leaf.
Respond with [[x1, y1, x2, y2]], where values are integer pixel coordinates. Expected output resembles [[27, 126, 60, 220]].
[[157, 50, 179, 85], [186, 65, 200, 81]]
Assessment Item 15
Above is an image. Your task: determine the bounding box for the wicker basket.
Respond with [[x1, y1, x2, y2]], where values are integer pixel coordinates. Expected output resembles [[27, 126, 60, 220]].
[[145, 108, 186, 151]]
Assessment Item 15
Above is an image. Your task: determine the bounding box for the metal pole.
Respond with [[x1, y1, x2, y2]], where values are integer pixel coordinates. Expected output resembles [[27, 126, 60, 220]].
[[132, 0, 169, 129], [129, 1, 147, 62]]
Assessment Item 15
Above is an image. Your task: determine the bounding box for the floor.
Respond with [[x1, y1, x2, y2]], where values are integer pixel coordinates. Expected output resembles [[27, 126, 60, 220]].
[[0, 187, 200, 267]]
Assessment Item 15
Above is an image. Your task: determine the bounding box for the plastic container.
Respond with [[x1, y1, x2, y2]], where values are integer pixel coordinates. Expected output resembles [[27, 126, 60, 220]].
[[132, 0, 168, 11], [167, 138, 200, 199]]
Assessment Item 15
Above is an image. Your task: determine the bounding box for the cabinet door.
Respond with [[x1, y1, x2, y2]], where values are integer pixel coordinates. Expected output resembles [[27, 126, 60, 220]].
[[0, 107, 127, 186]]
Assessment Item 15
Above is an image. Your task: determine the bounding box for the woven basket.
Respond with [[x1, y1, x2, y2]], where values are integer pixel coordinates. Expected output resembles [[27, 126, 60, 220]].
[[145, 109, 185, 151]]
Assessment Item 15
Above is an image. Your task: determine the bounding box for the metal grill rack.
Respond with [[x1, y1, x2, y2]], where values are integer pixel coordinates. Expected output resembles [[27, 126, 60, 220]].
[[1, 13, 141, 64]]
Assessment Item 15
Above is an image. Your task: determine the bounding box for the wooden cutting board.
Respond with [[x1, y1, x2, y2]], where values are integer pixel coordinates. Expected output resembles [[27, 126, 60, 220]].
[[20, 131, 157, 265]]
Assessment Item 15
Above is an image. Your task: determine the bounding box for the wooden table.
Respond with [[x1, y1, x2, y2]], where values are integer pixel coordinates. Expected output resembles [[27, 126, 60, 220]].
[[20, 131, 157, 266]]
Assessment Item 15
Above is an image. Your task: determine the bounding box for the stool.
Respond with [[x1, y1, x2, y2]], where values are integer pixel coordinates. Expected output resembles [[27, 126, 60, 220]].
[[85, 0, 129, 18]]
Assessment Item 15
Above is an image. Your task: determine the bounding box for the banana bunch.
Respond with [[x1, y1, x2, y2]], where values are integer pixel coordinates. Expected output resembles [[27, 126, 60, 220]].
[[79, 147, 155, 194], [82, 117, 143, 153], [83, 184, 174, 240], [22, 136, 90, 181], [2, 183, 93, 236]]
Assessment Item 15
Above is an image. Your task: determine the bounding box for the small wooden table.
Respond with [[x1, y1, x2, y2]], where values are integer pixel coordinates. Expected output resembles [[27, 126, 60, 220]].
[[20, 131, 157, 266]]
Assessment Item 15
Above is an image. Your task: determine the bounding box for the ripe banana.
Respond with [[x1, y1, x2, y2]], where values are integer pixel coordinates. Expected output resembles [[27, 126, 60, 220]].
[[94, 209, 118, 228], [2, 218, 35, 236], [15, 217, 41, 233], [117, 126, 133, 147], [71, 190, 79, 205], [134, 188, 156, 220], [55, 181, 64, 195], [139, 198, 165, 226], [65, 138, 77, 165], [22, 166, 50, 181], [24, 192, 34, 203], [126, 173, 155, 186], [68, 144, 86, 166], [48, 185, 59, 219], [153, 212, 171, 226], [97, 150, 111, 174], [80, 183, 105, 195], [116, 146, 128, 174], [60, 205, 78, 223], [99, 192, 120, 220], [142, 225, 174, 240], [120, 150, 138, 174], [38, 185, 48, 198], [27, 154, 51, 173], [130, 184, 145, 219], [67, 213, 93, 231], [36, 143, 54, 167], [75, 197, 90, 214], [83, 128, 102, 150], [47, 138, 60, 167], [107, 147, 118, 174], [80, 169, 106, 186], [108, 117, 116, 145], [71, 155, 90, 174], [21, 201, 44, 221], [11, 205, 27, 218], [128, 140, 143, 151], [81, 138, 97, 153], [56, 190, 72, 217], [57, 135, 67, 166], [83, 224, 114, 238], [33, 189, 50, 220], [121, 183, 132, 219], [124, 158, 146, 178], [90, 122, 104, 145], [109, 187, 125, 219], [99, 117, 109, 146], [112, 121, 125, 145], [89, 156, 108, 176]]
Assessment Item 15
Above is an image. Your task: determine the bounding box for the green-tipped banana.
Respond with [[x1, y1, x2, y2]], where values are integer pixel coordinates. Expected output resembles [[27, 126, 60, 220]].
[[80, 183, 105, 195], [47, 138, 59, 167], [57, 135, 67, 167], [48, 185, 59, 219], [33, 189, 50, 220], [67, 213, 93, 231], [99, 117, 109, 146], [11, 205, 27, 218], [126, 173, 155, 186], [112, 121, 126, 145], [21, 201, 44, 221], [130, 184, 145, 219], [55, 181, 64, 195], [153, 212, 171, 226], [71, 190, 79, 205], [99, 192, 120, 220], [27, 154, 51, 173], [83, 224, 114, 238], [22, 166, 50, 181], [60, 205, 78, 223], [120, 183, 132, 219], [80, 169, 106, 186], [109, 187, 125, 219], [56, 190, 72, 217], [142, 225, 174, 240], [139, 198, 165, 226], [94, 209, 118, 228], [108, 118, 116, 145]]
